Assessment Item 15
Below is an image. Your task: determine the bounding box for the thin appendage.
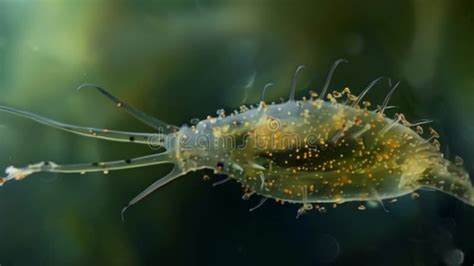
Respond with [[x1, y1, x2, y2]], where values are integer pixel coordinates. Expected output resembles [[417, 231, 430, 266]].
[[213, 176, 232, 187], [378, 200, 389, 213], [1, 152, 173, 185], [261, 83, 273, 102], [121, 166, 185, 219], [380, 115, 402, 135], [77, 84, 179, 134], [242, 191, 255, 200], [318, 58, 348, 100], [289, 65, 305, 102], [371, 189, 389, 213], [0, 105, 157, 145], [379, 80, 400, 114], [249, 197, 268, 212], [351, 123, 372, 139], [407, 119, 433, 127], [351, 76, 385, 107]]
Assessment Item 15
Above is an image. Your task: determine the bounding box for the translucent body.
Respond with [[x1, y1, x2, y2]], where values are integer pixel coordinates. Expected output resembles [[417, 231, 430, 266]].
[[178, 99, 473, 205], [1, 78, 472, 214]]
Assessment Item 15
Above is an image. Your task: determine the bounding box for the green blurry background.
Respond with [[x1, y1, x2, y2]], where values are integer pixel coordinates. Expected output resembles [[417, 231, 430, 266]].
[[0, 0, 473, 265]]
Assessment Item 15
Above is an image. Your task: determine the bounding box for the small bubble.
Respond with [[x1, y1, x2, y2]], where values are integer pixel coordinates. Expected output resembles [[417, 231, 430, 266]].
[[443, 248, 464, 266], [358, 204, 366, 211], [318, 206, 327, 213], [411, 192, 420, 199]]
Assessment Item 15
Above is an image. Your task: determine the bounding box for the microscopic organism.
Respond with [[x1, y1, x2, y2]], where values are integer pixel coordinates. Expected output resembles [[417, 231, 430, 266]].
[[1, 59, 471, 217]]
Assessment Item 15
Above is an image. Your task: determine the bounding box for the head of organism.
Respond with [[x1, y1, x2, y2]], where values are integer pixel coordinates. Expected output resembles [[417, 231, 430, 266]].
[[0, 59, 472, 218]]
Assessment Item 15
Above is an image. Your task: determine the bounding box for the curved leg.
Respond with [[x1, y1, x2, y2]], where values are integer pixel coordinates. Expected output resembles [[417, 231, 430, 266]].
[[121, 166, 185, 220]]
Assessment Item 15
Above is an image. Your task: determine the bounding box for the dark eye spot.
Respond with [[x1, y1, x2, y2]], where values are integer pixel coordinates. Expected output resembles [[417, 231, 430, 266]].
[[125, 159, 132, 164], [217, 161, 225, 169], [43, 161, 50, 166], [92, 162, 99, 166], [129, 136, 135, 142]]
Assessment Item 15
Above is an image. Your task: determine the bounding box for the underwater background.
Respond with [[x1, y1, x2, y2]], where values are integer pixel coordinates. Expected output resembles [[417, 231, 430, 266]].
[[0, 0, 473, 265]]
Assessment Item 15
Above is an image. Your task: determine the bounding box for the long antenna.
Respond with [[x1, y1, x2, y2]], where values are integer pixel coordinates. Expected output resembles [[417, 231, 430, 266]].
[[318, 59, 348, 100], [289, 65, 305, 102]]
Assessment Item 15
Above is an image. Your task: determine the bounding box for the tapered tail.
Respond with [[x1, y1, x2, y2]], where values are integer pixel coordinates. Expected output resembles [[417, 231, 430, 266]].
[[418, 158, 474, 206]]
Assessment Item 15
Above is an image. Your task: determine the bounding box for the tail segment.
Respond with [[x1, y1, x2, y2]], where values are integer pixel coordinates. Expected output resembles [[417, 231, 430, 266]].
[[418, 158, 474, 206]]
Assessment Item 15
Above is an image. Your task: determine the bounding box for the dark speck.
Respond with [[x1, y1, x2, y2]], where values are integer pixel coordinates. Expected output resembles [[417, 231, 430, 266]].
[[129, 136, 135, 142]]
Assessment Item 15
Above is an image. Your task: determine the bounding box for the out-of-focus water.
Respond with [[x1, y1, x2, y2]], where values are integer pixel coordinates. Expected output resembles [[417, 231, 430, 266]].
[[0, 1, 473, 265]]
